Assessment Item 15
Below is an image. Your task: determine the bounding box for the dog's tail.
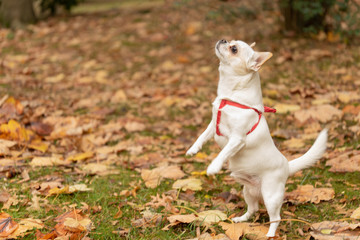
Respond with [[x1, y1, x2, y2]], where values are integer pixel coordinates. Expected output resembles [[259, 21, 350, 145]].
[[288, 129, 328, 176]]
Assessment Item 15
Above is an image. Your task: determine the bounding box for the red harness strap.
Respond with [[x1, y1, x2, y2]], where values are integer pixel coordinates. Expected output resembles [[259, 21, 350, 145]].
[[216, 99, 276, 136]]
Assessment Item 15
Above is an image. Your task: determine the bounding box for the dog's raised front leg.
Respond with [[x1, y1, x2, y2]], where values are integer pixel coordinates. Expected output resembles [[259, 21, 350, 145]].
[[207, 135, 245, 175], [186, 120, 215, 156]]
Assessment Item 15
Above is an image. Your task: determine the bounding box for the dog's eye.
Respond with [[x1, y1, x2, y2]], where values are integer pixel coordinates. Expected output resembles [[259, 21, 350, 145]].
[[230, 45, 238, 54]]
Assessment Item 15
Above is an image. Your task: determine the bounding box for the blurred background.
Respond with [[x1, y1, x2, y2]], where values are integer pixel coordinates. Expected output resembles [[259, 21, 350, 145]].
[[0, 0, 359, 239]]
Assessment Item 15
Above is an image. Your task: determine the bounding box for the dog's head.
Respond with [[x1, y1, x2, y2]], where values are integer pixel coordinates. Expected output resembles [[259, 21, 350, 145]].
[[215, 39, 272, 74]]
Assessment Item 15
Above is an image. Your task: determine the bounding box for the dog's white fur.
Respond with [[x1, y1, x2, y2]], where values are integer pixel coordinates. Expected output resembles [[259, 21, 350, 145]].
[[186, 40, 328, 237]]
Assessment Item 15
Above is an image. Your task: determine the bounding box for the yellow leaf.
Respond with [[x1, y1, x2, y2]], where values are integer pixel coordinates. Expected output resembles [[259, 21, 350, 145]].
[[195, 152, 207, 159], [167, 214, 197, 224], [172, 178, 202, 191], [220, 222, 268, 240], [30, 155, 64, 166], [0, 119, 29, 142], [28, 139, 49, 153], [68, 184, 92, 193], [282, 138, 305, 149], [66, 152, 94, 162], [191, 170, 207, 176], [7, 218, 44, 239], [320, 229, 332, 234], [196, 210, 227, 224], [351, 206, 360, 219], [327, 31, 340, 43], [48, 186, 69, 196], [273, 103, 300, 114], [47, 184, 92, 196]]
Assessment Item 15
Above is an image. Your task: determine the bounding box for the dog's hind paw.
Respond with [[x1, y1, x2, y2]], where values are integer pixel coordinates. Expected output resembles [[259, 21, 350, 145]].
[[232, 216, 248, 223]]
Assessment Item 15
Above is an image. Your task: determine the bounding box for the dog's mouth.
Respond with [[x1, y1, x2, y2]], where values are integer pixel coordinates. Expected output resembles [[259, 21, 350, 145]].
[[215, 39, 228, 60]]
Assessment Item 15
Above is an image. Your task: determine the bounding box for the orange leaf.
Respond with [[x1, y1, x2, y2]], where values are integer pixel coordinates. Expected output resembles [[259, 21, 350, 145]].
[[0, 212, 19, 237]]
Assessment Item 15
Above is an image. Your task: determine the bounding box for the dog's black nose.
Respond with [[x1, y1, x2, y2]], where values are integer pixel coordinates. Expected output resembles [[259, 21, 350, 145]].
[[220, 39, 227, 44]]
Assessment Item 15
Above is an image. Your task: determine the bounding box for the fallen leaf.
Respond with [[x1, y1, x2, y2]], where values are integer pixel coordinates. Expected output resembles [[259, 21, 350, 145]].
[[273, 103, 300, 114], [196, 210, 227, 224], [66, 152, 94, 162], [187, 232, 231, 240], [310, 221, 360, 240], [0, 192, 10, 203], [141, 165, 185, 188], [336, 91, 360, 103], [124, 121, 146, 132], [7, 218, 44, 239], [350, 206, 360, 219], [219, 222, 268, 240], [282, 138, 305, 149], [294, 104, 342, 123], [47, 184, 92, 196], [30, 155, 64, 167], [0, 212, 18, 237], [0, 119, 48, 152], [285, 184, 335, 204], [80, 163, 120, 176], [0, 139, 16, 156], [167, 213, 197, 224], [50, 209, 94, 239], [172, 178, 202, 191], [325, 151, 360, 172]]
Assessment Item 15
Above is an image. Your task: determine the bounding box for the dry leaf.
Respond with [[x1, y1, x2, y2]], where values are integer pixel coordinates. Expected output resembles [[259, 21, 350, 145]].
[[167, 214, 197, 224], [187, 232, 231, 240], [0, 139, 16, 156], [141, 165, 185, 188], [80, 163, 120, 176], [336, 91, 360, 103], [124, 121, 146, 132], [350, 206, 360, 219], [219, 222, 268, 240], [282, 138, 305, 149], [274, 103, 301, 114], [285, 184, 335, 204], [0, 119, 48, 152], [294, 105, 342, 123], [196, 210, 227, 224], [325, 151, 360, 172], [47, 184, 92, 196], [50, 209, 94, 239], [30, 155, 64, 167], [172, 178, 202, 191], [66, 152, 94, 162], [310, 221, 360, 240], [7, 218, 44, 239], [0, 212, 18, 237]]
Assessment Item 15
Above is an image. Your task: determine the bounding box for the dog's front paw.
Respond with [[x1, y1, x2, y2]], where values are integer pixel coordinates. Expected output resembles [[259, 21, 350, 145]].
[[186, 145, 200, 156], [206, 161, 222, 176]]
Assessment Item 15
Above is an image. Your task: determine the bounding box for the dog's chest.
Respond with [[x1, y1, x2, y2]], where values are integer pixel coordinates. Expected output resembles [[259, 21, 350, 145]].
[[211, 98, 259, 145]]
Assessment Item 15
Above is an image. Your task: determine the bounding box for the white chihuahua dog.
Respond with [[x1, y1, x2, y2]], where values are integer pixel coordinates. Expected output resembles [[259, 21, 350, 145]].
[[186, 39, 328, 237]]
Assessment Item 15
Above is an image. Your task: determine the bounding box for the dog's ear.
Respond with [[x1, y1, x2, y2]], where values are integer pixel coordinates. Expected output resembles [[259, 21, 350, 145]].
[[249, 42, 256, 48], [249, 51, 272, 71]]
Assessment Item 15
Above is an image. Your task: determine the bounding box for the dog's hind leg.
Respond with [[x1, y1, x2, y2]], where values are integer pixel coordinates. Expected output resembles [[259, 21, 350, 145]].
[[261, 177, 285, 237], [232, 185, 259, 222]]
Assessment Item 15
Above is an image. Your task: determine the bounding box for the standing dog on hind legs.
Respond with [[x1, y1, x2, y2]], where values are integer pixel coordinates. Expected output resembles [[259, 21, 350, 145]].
[[186, 39, 328, 238]]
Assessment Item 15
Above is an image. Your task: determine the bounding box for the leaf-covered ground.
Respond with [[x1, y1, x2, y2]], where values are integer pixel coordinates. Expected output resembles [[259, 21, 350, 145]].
[[0, 0, 359, 239]]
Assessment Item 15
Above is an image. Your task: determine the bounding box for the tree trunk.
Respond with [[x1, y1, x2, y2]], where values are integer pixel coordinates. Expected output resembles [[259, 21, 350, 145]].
[[0, 0, 36, 28]]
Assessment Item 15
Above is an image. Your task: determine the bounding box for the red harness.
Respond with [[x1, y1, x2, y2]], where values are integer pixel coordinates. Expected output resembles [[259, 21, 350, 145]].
[[216, 99, 276, 136]]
